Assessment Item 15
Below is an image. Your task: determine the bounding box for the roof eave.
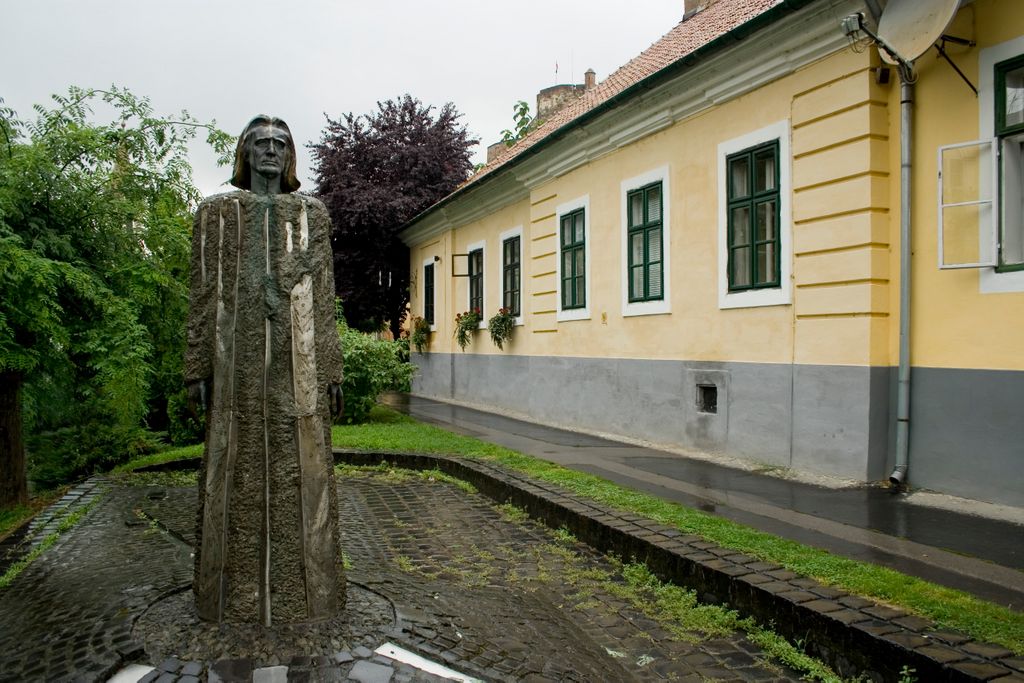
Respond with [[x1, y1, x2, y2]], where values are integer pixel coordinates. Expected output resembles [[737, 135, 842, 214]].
[[399, 0, 818, 242]]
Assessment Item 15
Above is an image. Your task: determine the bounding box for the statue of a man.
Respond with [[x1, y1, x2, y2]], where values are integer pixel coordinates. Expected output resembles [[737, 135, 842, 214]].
[[185, 116, 345, 625]]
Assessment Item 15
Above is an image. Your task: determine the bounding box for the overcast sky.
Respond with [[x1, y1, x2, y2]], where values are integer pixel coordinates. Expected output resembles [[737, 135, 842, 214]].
[[3, 1, 687, 197]]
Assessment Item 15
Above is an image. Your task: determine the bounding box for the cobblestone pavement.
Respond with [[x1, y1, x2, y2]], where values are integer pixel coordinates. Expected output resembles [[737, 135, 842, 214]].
[[0, 477, 109, 575], [0, 470, 803, 682]]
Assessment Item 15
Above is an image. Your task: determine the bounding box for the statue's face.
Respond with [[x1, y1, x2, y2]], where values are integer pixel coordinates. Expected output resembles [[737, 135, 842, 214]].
[[249, 125, 291, 180]]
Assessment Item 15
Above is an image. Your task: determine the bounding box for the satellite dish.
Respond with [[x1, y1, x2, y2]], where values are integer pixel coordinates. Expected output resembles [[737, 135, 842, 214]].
[[876, 0, 960, 65]]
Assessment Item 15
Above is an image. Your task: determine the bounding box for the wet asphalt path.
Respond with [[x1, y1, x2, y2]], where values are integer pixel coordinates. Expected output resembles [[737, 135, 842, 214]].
[[383, 393, 1024, 611]]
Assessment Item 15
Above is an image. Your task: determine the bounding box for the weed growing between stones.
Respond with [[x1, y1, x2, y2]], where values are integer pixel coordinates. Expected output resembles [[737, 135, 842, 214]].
[[0, 493, 104, 589], [493, 496, 845, 680], [741, 620, 843, 682], [340, 463, 845, 680], [113, 469, 198, 488], [335, 463, 476, 494], [493, 502, 529, 523]]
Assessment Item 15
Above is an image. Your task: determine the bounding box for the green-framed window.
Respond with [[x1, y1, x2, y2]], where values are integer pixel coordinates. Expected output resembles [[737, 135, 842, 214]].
[[727, 140, 780, 290], [627, 182, 664, 302], [468, 248, 483, 312], [502, 235, 521, 316], [995, 54, 1024, 270], [423, 262, 435, 325], [560, 208, 586, 310]]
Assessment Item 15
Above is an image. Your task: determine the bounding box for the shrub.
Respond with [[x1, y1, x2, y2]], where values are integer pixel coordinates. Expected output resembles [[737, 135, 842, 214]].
[[339, 324, 416, 424], [28, 422, 162, 489], [166, 387, 205, 446]]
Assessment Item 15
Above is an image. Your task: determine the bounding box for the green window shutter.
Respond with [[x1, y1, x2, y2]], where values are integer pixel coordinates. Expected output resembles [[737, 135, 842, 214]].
[[468, 248, 484, 312], [423, 263, 435, 325], [502, 235, 521, 316], [727, 141, 780, 291], [627, 182, 664, 302], [560, 209, 586, 309]]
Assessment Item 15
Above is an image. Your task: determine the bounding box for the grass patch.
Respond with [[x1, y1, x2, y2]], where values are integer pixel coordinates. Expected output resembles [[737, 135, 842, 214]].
[[113, 443, 203, 473], [0, 505, 32, 540], [332, 405, 1024, 654], [742, 619, 843, 682], [0, 488, 69, 543], [0, 493, 103, 589]]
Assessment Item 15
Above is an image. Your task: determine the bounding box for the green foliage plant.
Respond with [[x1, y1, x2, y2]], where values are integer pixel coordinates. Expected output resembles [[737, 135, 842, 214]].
[[501, 100, 541, 146], [28, 422, 160, 489], [488, 308, 516, 350], [454, 309, 482, 351], [0, 87, 232, 503], [338, 320, 415, 424], [409, 315, 431, 353]]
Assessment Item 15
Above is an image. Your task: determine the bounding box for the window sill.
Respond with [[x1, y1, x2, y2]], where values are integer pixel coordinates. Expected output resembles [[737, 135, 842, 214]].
[[623, 299, 670, 317], [557, 308, 590, 322], [981, 265, 1024, 293], [719, 286, 790, 310]]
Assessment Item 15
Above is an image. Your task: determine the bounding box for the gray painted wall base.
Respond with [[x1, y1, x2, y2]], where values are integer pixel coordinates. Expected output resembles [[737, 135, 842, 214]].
[[412, 353, 890, 482], [412, 354, 1023, 507], [904, 367, 1024, 507]]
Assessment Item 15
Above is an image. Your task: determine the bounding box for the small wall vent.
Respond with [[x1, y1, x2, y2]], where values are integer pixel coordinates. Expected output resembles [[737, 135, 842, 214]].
[[696, 384, 718, 414]]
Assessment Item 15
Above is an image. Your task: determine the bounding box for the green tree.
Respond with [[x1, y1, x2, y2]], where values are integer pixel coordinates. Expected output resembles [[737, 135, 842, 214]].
[[0, 87, 232, 506]]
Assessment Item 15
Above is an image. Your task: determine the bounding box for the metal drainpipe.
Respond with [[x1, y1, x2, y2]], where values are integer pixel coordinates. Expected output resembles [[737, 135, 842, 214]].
[[890, 74, 914, 490]]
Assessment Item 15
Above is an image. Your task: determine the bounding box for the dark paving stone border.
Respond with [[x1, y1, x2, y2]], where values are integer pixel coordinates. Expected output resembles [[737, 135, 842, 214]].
[[335, 449, 1023, 683]]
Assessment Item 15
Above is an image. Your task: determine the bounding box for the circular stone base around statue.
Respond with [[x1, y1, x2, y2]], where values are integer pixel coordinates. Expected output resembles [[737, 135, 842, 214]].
[[133, 583, 395, 667]]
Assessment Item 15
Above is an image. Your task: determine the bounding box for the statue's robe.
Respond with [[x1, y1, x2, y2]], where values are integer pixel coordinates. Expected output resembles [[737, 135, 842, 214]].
[[185, 190, 344, 624]]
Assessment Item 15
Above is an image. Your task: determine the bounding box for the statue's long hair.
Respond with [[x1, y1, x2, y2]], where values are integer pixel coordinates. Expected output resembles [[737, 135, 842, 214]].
[[230, 115, 301, 192]]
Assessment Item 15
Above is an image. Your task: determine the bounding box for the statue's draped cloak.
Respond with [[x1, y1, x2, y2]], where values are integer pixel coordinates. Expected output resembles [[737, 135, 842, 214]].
[[185, 191, 344, 624]]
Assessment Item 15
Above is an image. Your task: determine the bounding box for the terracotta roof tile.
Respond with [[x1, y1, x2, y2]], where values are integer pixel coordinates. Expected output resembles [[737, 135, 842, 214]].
[[461, 0, 780, 189]]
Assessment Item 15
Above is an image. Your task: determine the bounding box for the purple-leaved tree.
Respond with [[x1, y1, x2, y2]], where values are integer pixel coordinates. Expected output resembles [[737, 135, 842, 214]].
[[311, 96, 477, 338]]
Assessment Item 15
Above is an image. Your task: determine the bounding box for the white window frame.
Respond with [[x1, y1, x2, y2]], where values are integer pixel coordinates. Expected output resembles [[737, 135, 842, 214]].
[[937, 140, 998, 269], [979, 35, 1024, 293], [499, 226, 525, 325], [717, 120, 792, 309], [466, 239, 486, 328], [621, 165, 671, 317], [421, 256, 438, 331], [556, 195, 591, 322]]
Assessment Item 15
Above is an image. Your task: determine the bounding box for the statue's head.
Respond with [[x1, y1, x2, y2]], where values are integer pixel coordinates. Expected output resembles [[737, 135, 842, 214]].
[[230, 115, 301, 193]]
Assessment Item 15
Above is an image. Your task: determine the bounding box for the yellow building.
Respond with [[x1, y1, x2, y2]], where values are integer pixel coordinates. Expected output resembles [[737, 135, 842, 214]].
[[400, 0, 1024, 507]]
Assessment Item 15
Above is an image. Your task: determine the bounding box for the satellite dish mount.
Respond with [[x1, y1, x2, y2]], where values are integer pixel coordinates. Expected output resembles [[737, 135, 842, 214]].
[[841, 0, 975, 93]]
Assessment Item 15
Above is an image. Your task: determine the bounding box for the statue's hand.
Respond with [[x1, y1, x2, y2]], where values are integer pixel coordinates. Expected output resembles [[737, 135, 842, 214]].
[[187, 379, 209, 417], [328, 383, 344, 419]]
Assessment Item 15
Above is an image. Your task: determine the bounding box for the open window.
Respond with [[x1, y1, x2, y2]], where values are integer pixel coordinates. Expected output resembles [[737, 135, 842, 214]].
[[939, 53, 1024, 271], [938, 139, 998, 268]]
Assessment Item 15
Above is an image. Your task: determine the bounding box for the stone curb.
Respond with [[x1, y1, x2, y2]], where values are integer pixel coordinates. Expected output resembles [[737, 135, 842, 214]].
[[334, 449, 1023, 683]]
